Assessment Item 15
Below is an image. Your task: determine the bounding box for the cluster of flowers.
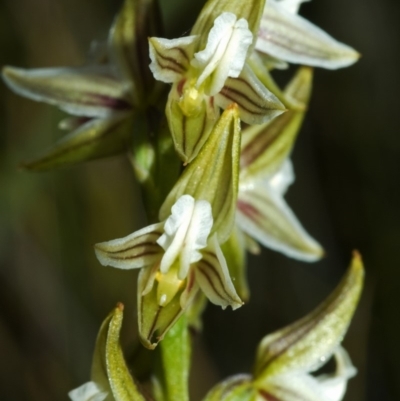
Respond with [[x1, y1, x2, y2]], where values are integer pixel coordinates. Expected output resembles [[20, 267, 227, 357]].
[[3, 0, 363, 400]]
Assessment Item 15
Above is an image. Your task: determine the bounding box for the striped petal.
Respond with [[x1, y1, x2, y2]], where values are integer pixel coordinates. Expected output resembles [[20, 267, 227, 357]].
[[237, 175, 323, 262], [94, 223, 164, 270], [240, 67, 313, 180], [2, 65, 132, 118], [215, 65, 286, 125], [253, 254, 364, 379], [196, 235, 243, 310], [149, 36, 198, 83], [21, 115, 133, 171], [256, 1, 360, 69]]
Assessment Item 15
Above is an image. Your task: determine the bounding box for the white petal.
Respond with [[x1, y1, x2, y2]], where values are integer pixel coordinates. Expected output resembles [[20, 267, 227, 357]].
[[158, 195, 195, 274], [180, 200, 214, 279], [267, 159, 295, 196], [256, 1, 360, 69], [157, 195, 214, 278], [259, 373, 332, 401], [274, 0, 310, 14], [317, 346, 357, 401], [192, 12, 253, 95], [68, 381, 107, 401]]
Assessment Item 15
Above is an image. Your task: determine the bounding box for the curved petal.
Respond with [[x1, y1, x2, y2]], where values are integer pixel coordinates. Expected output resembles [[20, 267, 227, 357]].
[[149, 36, 198, 83], [215, 65, 286, 125], [237, 179, 323, 262], [256, 1, 360, 69], [95, 223, 164, 270], [2, 65, 132, 117], [317, 346, 357, 401], [196, 235, 243, 310]]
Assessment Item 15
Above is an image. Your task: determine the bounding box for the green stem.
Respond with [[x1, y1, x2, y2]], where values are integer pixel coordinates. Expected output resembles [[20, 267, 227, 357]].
[[158, 315, 191, 401]]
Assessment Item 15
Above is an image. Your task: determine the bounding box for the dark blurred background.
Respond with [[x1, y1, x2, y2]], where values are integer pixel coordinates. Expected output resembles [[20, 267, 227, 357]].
[[0, 0, 399, 400]]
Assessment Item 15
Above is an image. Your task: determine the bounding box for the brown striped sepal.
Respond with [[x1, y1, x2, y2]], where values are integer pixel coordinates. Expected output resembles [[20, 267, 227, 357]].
[[109, 0, 160, 106], [196, 235, 243, 310], [253, 253, 364, 382], [215, 66, 286, 125], [239, 67, 313, 182], [159, 105, 241, 244], [94, 223, 164, 270], [221, 225, 250, 302], [2, 65, 132, 118], [21, 115, 134, 171], [138, 265, 199, 349], [202, 374, 256, 401], [148, 36, 197, 84], [236, 172, 324, 262], [166, 80, 220, 164], [256, 0, 360, 70], [69, 304, 147, 401]]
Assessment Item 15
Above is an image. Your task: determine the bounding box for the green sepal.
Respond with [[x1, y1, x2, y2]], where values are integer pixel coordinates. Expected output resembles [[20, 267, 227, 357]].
[[221, 226, 250, 302], [159, 104, 241, 244], [22, 115, 134, 171], [138, 267, 199, 350], [192, 0, 266, 51], [240, 67, 313, 180], [203, 375, 256, 401], [91, 304, 147, 401], [253, 252, 364, 381], [166, 81, 219, 164]]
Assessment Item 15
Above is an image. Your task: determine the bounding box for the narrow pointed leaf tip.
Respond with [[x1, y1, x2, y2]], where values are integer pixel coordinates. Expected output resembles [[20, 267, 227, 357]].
[[70, 304, 146, 401], [256, 0, 360, 69], [254, 252, 364, 380]]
